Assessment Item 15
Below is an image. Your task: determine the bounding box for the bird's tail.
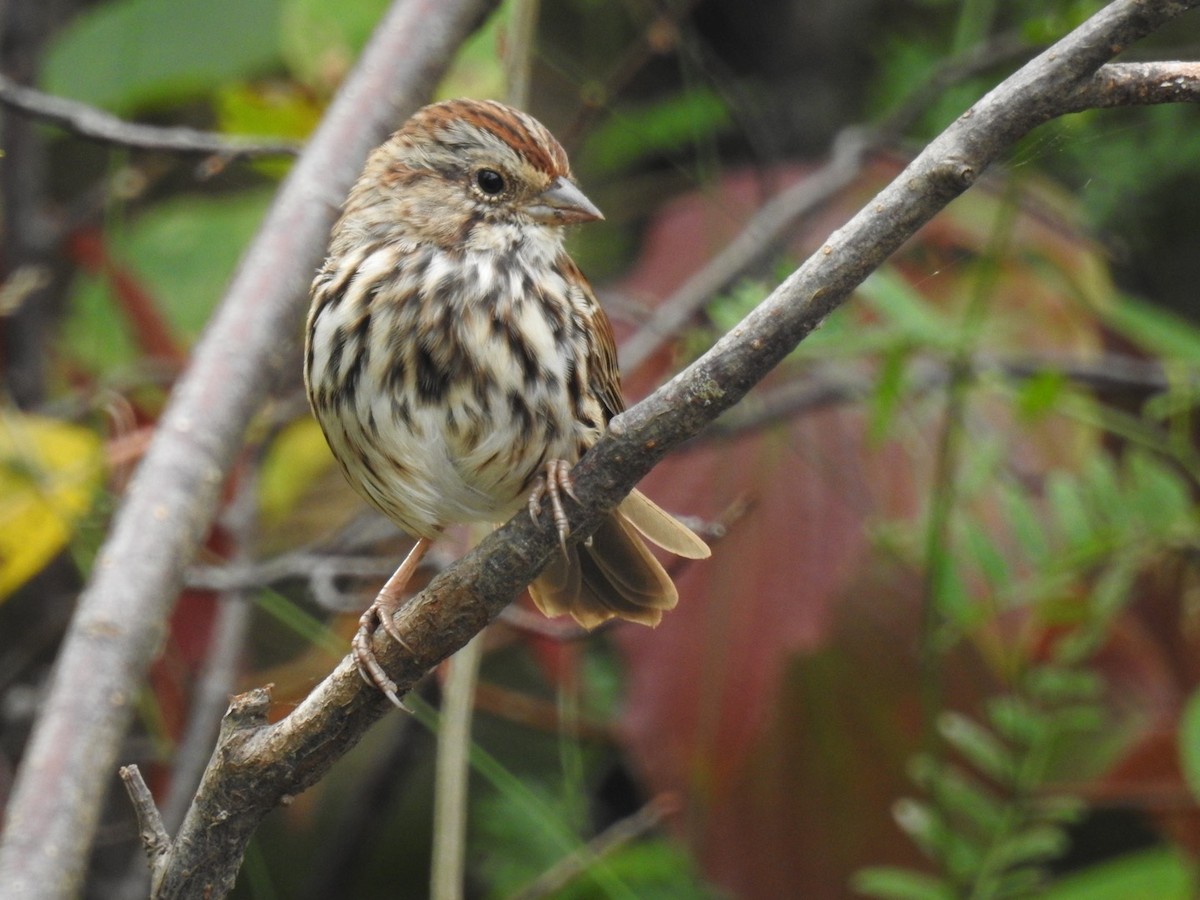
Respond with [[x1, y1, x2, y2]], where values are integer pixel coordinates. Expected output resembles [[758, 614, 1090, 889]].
[[528, 489, 710, 629]]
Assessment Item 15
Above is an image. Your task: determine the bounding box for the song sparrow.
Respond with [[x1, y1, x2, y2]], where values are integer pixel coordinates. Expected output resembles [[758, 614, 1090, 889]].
[[305, 98, 709, 704]]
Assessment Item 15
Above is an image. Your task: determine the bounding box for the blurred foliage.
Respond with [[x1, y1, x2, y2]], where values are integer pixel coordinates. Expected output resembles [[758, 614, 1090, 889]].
[[62, 189, 275, 373], [0, 414, 104, 600], [42, 0, 282, 112], [867, 0, 1200, 312]]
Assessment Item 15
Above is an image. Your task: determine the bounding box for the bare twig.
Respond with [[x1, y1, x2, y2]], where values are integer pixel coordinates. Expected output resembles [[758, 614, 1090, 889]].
[[0, 1, 500, 897], [1069, 60, 1200, 109], [430, 634, 485, 900], [503, 0, 541, 112], [161, 486, 260, 834], [703, 352, 1179, 440], [0, 72, 300, 158], [117, 766, 171, 882], [509, 794, 677, 900], [186, 551, 399, 592]]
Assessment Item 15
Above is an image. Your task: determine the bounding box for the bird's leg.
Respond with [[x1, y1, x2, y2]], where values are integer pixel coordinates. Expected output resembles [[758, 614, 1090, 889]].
[[352, 536, 432, 708], [527, 459, 577, 552]]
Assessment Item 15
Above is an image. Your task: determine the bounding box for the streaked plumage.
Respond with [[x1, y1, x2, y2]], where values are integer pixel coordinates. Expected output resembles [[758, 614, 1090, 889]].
[[304, 99, 708, 700]]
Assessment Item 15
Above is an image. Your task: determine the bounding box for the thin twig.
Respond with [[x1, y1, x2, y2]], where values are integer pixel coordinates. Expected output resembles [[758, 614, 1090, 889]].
[[162, 472, 262, 835], [430, 633, 485, 900], [186, 552, 400, 592], [0, 72, 300, 158], [1068, 60, 1200, 109], [117, 766, 171, 885], [702, 352, 1179, 440], [508, 794, 678, 900], [503, 0, 541, 112]]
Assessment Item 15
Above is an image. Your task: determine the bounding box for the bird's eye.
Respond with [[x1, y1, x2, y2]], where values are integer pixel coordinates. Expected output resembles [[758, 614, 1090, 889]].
[[475, 168, 506, 196]]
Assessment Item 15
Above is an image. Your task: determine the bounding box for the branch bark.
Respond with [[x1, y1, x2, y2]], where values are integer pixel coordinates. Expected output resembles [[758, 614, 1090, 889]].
[[0, 1, 499, 897], [0, 71, 300, 158], [137, 1, 1200, 895]]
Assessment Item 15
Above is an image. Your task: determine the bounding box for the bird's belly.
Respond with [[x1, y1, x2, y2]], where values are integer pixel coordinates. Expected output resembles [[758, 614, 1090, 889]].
[[318, 376, 580, 539]]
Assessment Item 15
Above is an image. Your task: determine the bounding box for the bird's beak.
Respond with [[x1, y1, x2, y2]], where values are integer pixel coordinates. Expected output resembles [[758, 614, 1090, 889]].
[[526, 176, 604, 225]]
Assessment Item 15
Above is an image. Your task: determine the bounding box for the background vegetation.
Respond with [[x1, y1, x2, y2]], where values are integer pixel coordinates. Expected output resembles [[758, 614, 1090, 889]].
[[3, 0, 1200, 896]]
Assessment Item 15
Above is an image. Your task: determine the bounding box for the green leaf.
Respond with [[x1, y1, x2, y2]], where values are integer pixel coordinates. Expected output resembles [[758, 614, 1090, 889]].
[[1101, 295, 1200, 365], [998, 480, 1050, 568], [961, 518, 1013, 596], [214, 82, 320, 141], [1089, 556, 1137, 621], [1036, 795, 1087, 827], [991, 865, 1051, 898], [868, 348, 910, 444], [931, 550, 975, 627], [853, 867, 955, 900], [1041, 848, 1197, 899], [1015, 369, 1067, 422], [990, 823, 1069, 868], [908, 756, 1005, 837], [62, 190, 273, 373], [937, 712, 1016, 785], [1045, 470, 1096, 555], [1179, 686, 1200, 804], [279, 0, 387, 91], [42, 0, 282, 113], [893, 799, 982, 875], [857, 268, 954, 348], [986, 696, 1048, 748], [1024, 666, 1103, 703], [581, 89, 732, 175], [1126, 452, 1191, 535], [1079, 453, 1124, 533]]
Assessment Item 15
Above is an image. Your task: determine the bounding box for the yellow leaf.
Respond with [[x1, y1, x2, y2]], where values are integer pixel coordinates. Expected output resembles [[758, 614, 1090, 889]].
[[259, 418, 337, 527], [0, 414, 105, 600]]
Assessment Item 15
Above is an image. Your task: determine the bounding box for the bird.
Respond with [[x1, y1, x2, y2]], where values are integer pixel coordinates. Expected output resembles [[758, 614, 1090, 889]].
[[304, 98, 709, 705]]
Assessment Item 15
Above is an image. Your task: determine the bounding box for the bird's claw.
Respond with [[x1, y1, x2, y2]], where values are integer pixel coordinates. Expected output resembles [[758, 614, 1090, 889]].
[[352, 600, 414, 711], [528, 459, 577, 552]]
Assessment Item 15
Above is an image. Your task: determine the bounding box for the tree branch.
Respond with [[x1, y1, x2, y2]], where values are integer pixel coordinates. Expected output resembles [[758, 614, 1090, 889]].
[[137, 1, 1200, 895], [0, 71, 300, 158], [1071, 60, 1200, 108], [0, 1, 500, 898]]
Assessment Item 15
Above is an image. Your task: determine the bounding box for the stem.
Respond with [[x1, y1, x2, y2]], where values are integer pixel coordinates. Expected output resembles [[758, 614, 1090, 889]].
[[430, 634, 485, 900]]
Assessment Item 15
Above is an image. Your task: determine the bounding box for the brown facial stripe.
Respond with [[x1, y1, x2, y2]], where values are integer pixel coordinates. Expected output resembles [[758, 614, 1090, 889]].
[[420, 99, 568, 177]]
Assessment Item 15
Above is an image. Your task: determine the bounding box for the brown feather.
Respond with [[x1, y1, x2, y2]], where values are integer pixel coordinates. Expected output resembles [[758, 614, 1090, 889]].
[[529, 507, 683, 629], [619, 490, 711, 559]]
